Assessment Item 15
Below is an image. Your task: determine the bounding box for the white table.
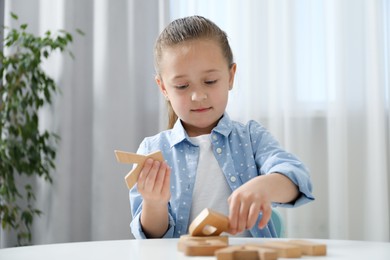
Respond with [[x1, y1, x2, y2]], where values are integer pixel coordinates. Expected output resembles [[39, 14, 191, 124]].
[[1, 238, 390, 260]]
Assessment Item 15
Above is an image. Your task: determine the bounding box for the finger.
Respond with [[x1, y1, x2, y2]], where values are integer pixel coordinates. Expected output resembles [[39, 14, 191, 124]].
[[246, 202, 261, 229], [138, 158, 153, 191], [161, 164, 171, 199], [144, 160, 160, 192], [227, 195, 240, 234], [154, 161, 168, 193], [258, 203, 272, 229], [237, 202, 249, 233]]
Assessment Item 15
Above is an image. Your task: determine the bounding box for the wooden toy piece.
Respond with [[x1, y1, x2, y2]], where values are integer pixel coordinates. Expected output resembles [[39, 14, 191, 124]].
[[215, 244, 277, 260], [178, 235, 229, 256], [114, 150, 164, 189], [189, 208, 229, 236], [288, 240, 327, 256], [243, 245, 278, 260], [178, 235, 229, 252], [261, 241, 302, 258], [215, 246, 255, 260]]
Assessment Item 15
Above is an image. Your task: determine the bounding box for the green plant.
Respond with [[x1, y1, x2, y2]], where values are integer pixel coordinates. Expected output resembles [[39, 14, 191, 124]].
[[0, 13, 80, 246]]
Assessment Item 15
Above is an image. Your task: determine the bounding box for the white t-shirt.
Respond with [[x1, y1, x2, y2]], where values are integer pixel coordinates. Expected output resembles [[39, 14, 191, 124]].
[[188, 134, 251, 237]]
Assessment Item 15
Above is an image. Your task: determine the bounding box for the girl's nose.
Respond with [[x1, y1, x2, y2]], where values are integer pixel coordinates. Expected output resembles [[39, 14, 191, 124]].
[[191, 91, 208, 102]]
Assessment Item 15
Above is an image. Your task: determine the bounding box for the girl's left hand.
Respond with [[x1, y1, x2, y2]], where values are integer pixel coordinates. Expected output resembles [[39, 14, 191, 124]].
[[227, 176, 272, 235]]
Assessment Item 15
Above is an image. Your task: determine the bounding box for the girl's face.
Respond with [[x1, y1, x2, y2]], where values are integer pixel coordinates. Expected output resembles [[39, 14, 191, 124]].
[[156, 39, 236, 137]]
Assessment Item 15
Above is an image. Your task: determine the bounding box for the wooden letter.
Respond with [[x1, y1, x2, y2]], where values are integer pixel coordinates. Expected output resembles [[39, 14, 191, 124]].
[[114, 150, 164, 189], [178, 236, 229, 256], [261, 241, 302, 258], [288, 240, 327, 256], [215, 244, 277, 260], [189, 208, 229, 236]]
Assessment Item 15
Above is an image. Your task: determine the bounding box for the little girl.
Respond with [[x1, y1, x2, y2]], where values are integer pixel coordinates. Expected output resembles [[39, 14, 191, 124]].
[[130, 15, 314, 239]]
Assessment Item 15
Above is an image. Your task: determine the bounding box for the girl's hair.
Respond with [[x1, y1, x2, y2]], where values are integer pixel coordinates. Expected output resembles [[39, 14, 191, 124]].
[[154, 15, 234, 129]]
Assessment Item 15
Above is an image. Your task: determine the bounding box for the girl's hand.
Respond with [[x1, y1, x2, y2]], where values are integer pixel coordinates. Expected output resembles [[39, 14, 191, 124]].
[[137, 158, 171, 205], [138, 158, 171, 238], [227, 176, 272, 235]]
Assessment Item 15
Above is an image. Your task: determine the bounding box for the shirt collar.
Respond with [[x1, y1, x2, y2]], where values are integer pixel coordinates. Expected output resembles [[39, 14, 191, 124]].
[[170, 120, 188, 147], [212, 113, 233, 137], [169, 113, 233, 148]]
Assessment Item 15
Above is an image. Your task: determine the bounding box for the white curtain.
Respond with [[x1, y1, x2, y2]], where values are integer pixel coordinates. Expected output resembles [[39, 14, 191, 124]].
[[169, 0, 390, 241], [1, 0, 389, 247]]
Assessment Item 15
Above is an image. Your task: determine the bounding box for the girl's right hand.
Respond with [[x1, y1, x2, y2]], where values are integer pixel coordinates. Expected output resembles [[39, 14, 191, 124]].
[[137, 158, 171, 204]]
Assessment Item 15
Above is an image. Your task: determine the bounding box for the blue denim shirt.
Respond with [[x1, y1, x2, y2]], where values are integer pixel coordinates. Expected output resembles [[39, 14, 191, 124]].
[[130, 113, 314, 239]]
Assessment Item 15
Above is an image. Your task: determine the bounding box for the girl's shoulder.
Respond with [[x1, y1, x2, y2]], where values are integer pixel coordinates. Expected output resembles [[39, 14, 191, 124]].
[[229, 118, 267, 135], [217, 114, 266, 134], [140, 129, 174, 148]]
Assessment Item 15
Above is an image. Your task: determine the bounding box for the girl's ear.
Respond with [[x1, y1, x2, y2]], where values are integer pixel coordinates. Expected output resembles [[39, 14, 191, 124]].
[[155, 75, 168, 97], [228, 63, 237, 90]]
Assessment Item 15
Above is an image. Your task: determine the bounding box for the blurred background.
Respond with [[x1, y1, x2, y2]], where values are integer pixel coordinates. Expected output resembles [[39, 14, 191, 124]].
[[1, 0, 389, 247]]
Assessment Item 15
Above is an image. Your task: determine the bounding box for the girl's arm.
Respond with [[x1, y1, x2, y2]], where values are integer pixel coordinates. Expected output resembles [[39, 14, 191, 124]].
[[137, 158, 171, 238], [227, 120, 314, 235]]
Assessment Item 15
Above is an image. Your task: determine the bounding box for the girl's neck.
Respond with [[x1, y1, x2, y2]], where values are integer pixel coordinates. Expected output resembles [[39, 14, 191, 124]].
[[183, 122, 216, 137]]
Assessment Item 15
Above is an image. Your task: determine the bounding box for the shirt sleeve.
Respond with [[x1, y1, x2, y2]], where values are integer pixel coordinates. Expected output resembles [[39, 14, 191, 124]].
[[250, 121, 315, 207], [129, 140, 176, 239]]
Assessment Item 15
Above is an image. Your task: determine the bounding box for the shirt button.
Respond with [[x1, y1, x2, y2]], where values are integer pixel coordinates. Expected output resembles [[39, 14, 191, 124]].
[[230, 176, 237, 182], [213, 135, 218, 140], [216, 148, 222, 154]]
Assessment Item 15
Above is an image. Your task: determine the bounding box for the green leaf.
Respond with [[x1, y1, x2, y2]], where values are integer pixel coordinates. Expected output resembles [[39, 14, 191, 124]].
[[20, 24, 28, 30], [65, 33, 73, 42], [10, 12, 18, 20], [76, 28, 85, 36]]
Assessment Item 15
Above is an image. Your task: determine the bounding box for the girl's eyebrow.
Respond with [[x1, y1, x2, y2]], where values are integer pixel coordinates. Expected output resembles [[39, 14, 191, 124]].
[[171, 74, 187, 80], [171, 69, 221, 80], [203, 69, 221, 74]]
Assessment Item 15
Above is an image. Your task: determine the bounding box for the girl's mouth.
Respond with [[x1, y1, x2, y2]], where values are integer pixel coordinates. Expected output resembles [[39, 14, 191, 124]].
[[191, 107, 211, 113]]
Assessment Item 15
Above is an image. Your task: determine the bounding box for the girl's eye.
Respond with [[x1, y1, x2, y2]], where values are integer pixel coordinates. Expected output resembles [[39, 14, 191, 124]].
[[205, 80, 217, 85], [174, 84, 189, 89]]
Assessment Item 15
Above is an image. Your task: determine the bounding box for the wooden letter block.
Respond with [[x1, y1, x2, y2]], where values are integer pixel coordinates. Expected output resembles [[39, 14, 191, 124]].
[[189, 208, 229, 236], [178, 235, 229, 252], [216, 245, 277, 260], [178, 235, 229, 256], [288, 240, 327, 256], [114, 150, 164, 189], [216, 246, 255, 260], [261, 241, 302, 258], [244, 245, 278, 260]]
